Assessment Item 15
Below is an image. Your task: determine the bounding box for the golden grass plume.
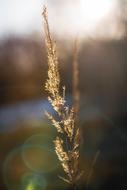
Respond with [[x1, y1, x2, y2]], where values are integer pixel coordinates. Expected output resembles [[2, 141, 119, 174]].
[[42, 6, 83, 186]]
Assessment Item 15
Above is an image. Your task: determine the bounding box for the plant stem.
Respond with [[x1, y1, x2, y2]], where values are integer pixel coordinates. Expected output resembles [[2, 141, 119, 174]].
[[72, 183, 78, 190]]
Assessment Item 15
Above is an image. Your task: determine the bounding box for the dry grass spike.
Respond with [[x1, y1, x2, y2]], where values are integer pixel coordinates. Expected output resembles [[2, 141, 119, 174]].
[[42, 6, 83, 188]]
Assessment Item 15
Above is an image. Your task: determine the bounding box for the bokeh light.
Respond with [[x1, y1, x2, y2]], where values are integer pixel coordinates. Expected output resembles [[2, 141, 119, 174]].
[[3, 147, 29, 190], [3, 145, 49, 190], [21, 172, 47, 190], [22, 134, 58, 173]]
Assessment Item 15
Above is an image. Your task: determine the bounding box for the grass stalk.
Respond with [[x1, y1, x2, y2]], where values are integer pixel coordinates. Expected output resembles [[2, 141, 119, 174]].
[[42, 6, 83, 188]]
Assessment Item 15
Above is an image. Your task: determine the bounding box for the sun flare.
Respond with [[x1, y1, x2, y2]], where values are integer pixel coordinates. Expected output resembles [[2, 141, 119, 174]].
[[79, 0, 115, 29], [46, 0, 119, 38]]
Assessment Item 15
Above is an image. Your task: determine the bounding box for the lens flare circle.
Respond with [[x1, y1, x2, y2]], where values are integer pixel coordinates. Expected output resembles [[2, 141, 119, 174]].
[[22, 134, 58, 173], [3, 146, 48, 190], [21, 172, 47, 190], [3, 147, 28, 190]]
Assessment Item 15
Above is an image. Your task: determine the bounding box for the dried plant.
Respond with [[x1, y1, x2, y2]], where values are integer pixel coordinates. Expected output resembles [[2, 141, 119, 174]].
[[42, 6, 83, 188], [72, 38, 80, 123]]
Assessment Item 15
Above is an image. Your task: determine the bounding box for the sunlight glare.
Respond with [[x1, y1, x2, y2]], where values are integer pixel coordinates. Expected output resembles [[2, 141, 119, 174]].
[[79, 0, 115, 29], [26, 182, 34, 190]]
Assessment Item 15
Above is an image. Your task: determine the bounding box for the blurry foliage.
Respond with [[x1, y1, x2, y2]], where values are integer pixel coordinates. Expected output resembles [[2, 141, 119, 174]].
[[0, 36, 46, 105], [1, 35, 127, 117], [0, 36, 73, 105]]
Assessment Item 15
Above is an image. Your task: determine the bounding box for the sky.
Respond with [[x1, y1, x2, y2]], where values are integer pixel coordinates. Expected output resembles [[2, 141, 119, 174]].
[[0, 0, 44, 38], [0, 0, 122, 39]]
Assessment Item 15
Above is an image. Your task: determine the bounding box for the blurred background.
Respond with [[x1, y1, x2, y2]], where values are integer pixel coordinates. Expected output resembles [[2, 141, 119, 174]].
[[0, 0, 127, 189]]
